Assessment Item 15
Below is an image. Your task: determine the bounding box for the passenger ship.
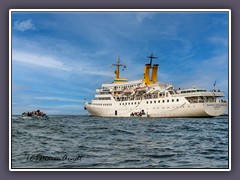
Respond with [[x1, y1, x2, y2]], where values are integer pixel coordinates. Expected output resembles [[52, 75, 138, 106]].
[[84, 54, 227, 117]]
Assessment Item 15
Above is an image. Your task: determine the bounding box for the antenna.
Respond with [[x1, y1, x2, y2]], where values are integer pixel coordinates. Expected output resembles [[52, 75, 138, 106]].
[[112, 57, 126, 69], [147, 53, 158, 66], [213, 80, 217, 90]]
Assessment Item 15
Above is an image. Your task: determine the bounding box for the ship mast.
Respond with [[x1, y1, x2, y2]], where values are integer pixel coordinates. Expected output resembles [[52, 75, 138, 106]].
[[112, 57, 128, 84], [112, 57, 126, 79], [147, 53, 158, 66]]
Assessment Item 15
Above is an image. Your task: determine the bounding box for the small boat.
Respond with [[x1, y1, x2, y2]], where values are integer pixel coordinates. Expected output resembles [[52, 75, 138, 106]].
[[21, 110, 48, 119], [130, 110, 149, 117]]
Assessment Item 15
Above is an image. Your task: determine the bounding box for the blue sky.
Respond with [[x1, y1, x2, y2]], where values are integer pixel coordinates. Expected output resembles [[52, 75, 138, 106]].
[[11, 11, 229, 115]]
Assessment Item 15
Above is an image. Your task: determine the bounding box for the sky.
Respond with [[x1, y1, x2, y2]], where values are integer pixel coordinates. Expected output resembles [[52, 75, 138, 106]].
[[11, 10, 229, 115]]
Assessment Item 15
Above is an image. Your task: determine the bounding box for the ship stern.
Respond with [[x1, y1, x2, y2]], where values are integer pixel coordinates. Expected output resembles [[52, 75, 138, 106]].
[[204, 102, 228, 117]]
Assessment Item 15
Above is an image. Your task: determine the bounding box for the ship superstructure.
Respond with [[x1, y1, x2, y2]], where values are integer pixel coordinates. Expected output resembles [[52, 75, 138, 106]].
[[84, 54, 227, 117]]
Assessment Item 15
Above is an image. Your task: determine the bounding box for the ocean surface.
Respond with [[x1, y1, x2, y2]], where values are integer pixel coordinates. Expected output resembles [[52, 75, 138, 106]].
[[11, 115, 229, 169]]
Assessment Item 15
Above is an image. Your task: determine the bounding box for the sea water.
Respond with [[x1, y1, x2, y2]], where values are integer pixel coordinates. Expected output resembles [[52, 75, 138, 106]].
[[11, 115, 229, 169]]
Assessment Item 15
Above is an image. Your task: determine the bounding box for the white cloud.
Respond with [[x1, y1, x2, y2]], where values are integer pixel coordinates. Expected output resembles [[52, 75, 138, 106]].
[[34, 96, 85, 103], [203, 53, 228, 66], [12, 50, 72, 71], [12, 49, 115, 78], [136, 13, 153, 23], [208, 36, 228, 47], [13, 19, 35, 32], [79, 68, 113, 77]]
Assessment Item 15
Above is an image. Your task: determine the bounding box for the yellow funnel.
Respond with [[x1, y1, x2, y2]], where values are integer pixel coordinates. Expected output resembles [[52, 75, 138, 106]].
[[151, 64, 158, 83], [143, 64, 153, 85]]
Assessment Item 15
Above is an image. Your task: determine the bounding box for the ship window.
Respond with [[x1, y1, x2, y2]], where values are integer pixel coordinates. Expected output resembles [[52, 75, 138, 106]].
[[158, 100, 160, 103], [138, 102, 140, 104], [131, 102, 133, 105], [167, 100, 169, 102], [169, 91, 174, 95], [135, 102, 137, 105], [177, 99, 179, 102], [120, 103, 121, 105], [147, 101, 148, 104], [154, 101, 156, 103], [172, 99, 174, 102], [163, 100, 165, 103], [150, 101, 152, 104]]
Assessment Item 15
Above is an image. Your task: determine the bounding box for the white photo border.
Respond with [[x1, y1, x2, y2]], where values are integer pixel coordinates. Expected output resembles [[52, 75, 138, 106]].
[[9, 9, 231, 171]]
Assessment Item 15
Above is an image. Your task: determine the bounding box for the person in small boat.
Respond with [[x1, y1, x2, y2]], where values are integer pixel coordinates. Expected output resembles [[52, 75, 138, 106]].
[[36, 110, 42, 116], [139, 111, 142, 116], [27, 111, 31, 116]]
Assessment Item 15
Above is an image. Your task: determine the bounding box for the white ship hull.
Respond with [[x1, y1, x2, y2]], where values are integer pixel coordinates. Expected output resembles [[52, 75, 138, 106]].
[[85, 101, 227, 118]]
